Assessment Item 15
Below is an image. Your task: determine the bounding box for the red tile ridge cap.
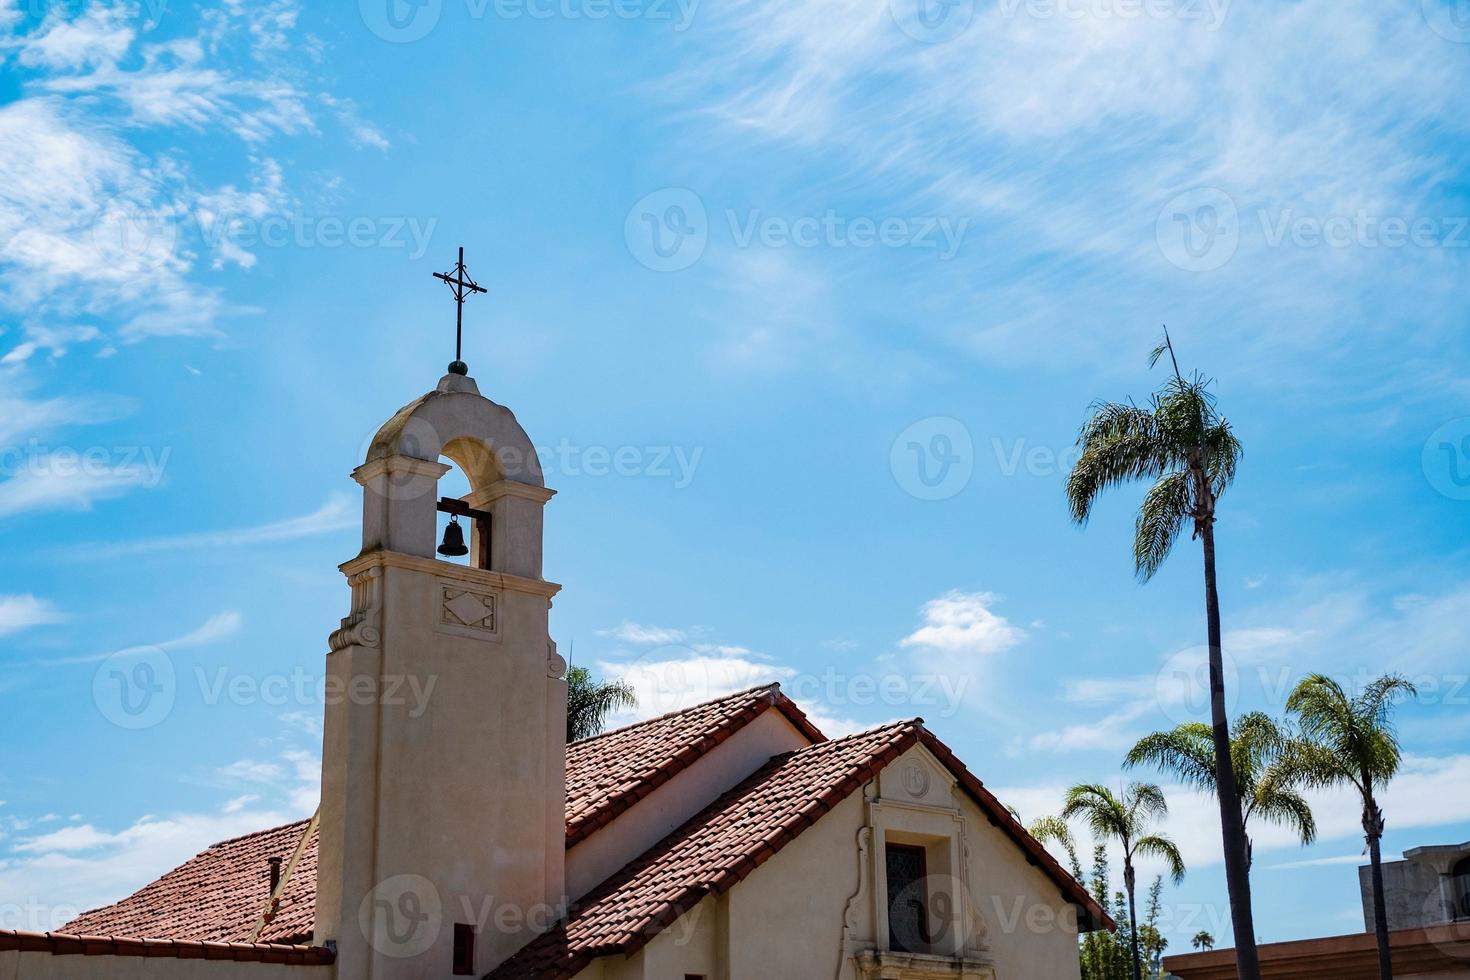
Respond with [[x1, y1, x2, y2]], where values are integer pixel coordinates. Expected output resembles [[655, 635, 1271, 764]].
[[0, 929, 335, 965], [204, 816, 314, 850]]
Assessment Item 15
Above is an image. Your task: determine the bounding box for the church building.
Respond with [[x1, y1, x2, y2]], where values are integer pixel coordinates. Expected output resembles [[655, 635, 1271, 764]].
[[2, 344, 1111, 978]]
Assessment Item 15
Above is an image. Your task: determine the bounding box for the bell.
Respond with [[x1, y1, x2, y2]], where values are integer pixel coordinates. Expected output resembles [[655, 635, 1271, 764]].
[[437, 516, 469, 557]]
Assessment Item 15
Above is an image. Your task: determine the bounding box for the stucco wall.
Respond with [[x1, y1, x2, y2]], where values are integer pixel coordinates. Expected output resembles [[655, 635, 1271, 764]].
[[0, 951, 333, 980], [1362, 858, 1450, 930]]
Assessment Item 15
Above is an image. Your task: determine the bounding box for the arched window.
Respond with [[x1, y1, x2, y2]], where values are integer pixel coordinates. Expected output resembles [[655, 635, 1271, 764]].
[[1454, 856, 1470, 920]]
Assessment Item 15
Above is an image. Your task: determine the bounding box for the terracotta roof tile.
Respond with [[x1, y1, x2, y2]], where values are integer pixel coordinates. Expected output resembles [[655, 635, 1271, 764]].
[[564, 683, 824, 846], [58, 690, 1107, 977], [63, 819, 319, 945], [60, 685, 821, 946], [490, 721, 1112, 980]]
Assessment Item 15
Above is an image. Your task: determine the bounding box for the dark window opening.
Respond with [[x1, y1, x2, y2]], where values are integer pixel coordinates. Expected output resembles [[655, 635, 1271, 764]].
[[452, 923, 475, 975], [1454, 856, 1470, 920], [886, 842, 930, 953]]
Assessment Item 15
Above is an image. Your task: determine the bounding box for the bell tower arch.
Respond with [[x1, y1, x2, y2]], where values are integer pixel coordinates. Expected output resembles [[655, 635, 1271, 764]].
[[315, 369, 566, 978]]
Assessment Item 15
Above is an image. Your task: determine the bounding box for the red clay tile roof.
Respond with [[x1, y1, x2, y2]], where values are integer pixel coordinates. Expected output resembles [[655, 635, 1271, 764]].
[[64, 819, 319, 946], [60, 684, 821, 946], [564, 683, 824, 846], [488, 720, 1112, 980], [0, 929, 334, 965], [59, 688, 1105, 976]]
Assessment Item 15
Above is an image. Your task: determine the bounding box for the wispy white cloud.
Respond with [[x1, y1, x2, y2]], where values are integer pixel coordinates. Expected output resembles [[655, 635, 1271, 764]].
[[0, 461, 157, 518], [595, 621, 688, 645], [0, 595, 63, 637], [81, 493, 355, 559], [667, 0, 1470, 379]]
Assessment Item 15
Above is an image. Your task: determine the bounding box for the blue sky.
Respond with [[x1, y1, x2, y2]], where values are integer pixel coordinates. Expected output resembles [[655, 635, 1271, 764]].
[[3, 0, 1470, 956]]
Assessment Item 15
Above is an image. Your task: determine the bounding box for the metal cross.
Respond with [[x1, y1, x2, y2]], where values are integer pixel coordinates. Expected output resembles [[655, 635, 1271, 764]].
[[433, 246, 486, 375]]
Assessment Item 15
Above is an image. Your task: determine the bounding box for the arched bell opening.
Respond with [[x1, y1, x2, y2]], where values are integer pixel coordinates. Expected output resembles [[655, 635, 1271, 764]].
[[434, 456, 475, 567]]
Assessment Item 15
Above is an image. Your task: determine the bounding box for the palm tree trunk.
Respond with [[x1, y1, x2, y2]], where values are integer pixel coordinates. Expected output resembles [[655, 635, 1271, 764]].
[[1366, 796, 1394, 980], [1200, 519, 1261, 979], [1125, 861, 1142, 980]]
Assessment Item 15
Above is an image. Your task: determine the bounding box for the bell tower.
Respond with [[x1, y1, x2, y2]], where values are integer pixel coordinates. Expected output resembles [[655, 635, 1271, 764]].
[[314, 366, 566, 978]]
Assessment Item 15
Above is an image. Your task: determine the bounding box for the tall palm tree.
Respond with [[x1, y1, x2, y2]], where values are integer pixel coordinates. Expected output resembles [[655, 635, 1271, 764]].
[[1125, 712, 1317, 867], [565, 665, 637, 742], [1191, 931, 1215, 951], [1066, 330, 1258, 978], [1287, 673, 1417, 980], [1062, 783, 1186, 980]]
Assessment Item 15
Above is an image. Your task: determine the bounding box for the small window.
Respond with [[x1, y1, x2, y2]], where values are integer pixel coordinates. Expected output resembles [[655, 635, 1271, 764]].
[[1454, 857, 1470, 920], [886, 843, 930, 953], [453, 923, 475, 975], [684, 975, 706, 980]]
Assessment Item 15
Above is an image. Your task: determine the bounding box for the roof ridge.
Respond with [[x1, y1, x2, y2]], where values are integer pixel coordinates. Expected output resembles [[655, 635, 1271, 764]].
[[569, 682, 781, 746], [207, 816, 314, 850]]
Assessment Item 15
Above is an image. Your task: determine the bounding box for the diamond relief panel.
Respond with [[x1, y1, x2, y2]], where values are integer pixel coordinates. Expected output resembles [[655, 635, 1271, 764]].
[[442, 587, 496, 631]]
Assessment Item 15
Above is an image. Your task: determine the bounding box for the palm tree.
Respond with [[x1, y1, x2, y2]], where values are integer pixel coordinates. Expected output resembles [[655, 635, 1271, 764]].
[[1287, 673, 1417, 980], [565, 666, 637, 742], [1062, 783, 1186, 980], [1125, 712, 1317, 867], [1191, 931, 1215, 951], [1065, 330, 1258, 978]]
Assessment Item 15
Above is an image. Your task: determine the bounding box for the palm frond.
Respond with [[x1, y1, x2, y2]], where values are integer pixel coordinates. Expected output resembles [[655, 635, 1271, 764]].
[[1134, 834, 1186, 885], [1125, 725, 1217, 794], [1133, 470, 1192, 582], [1062, 783, 1129, 839], [565, 666, 638, 742], [1250, 788, 1317, 847], [1127, 782, 1170, 823], [1067, 403, 1170, 524]]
